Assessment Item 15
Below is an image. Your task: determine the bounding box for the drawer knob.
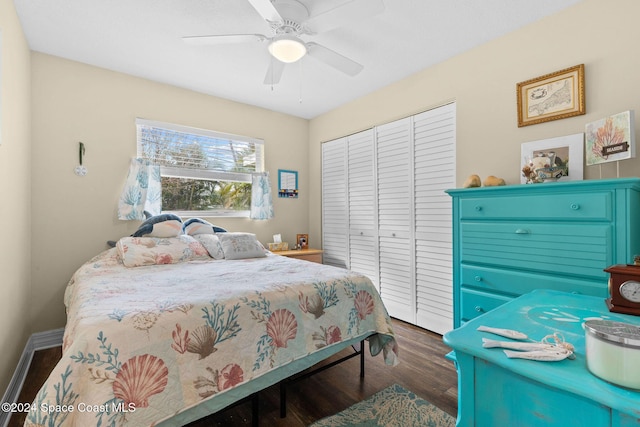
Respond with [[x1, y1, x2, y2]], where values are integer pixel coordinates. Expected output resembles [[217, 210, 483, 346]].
[[475, 306, 484, 313], [515, 229, 530, 234], [474, 276, 482, 282], [360, 231, 364, 236], [475, 205, 483, 211], [570, 203, 580, 210], [392, 233, 396, 237]]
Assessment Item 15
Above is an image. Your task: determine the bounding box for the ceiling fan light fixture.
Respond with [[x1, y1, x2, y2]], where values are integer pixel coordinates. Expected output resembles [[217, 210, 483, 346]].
[[268, 35, 307, 63]]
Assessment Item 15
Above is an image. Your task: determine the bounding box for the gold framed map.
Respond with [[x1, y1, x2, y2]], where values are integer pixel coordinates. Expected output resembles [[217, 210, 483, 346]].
[[517, 64, 585, 127]]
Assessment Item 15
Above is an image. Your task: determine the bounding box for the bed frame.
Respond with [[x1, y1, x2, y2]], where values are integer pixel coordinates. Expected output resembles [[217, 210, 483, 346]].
[[197, 339, 367, 427], [278, 340, 366, 419]]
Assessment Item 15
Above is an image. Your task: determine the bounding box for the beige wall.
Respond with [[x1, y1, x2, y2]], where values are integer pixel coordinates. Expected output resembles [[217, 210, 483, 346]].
[[308, 0, 640, 248], [0, 0, 32, 393], [29, 53, 309, 333]]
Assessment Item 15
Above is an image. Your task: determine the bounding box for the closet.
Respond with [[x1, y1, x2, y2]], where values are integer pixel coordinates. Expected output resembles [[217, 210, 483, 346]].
[[321, 103, 456, 334]]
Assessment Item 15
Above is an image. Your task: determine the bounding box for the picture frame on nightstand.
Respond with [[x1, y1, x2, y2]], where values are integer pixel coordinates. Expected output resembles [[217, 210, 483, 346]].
[[296, 234, 308, 249]]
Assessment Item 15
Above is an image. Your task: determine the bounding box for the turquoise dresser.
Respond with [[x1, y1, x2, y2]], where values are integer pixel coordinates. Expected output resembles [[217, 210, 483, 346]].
[[443, 290, 640, 426], [446, 178, 640, 328]]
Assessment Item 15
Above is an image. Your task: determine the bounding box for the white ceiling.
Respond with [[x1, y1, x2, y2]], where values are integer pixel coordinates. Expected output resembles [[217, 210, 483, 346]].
[[14, 0, 582, 119]]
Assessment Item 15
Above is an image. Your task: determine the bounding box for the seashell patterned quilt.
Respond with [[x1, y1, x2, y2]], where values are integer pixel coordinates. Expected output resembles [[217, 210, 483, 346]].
[[24, 249, 398, 427]]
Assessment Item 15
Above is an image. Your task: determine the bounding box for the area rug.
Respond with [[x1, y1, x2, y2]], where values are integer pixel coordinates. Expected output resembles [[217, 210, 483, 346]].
[[309, 384, 455, 427]]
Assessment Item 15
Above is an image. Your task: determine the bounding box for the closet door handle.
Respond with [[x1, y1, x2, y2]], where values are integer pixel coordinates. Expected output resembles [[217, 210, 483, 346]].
[[515, 229, 530, 234]]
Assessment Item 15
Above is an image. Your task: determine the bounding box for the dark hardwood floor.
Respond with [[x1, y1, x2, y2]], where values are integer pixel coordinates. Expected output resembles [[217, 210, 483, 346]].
[[9, 319, 457, 427]]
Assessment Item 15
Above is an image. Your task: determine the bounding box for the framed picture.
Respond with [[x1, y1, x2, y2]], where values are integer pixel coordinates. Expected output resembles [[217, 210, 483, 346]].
[[517, 64, 585, 127], [521, 133, 584, 184], [585, 110, 636, 165], [278, 169, 298, 198], [296, 234, 308, 249]]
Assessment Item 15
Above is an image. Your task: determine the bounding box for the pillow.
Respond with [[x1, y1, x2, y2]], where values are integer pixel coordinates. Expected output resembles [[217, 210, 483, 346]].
[[117, 235, 210, 267], [217, 232, 267, 260], [193, 234, 225, 260], [132, 214, 183, 238], [182, 218, 228, 235]]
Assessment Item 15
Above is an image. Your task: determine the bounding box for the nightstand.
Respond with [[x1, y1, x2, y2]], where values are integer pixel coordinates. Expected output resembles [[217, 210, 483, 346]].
[[273, 248, 323, 264]]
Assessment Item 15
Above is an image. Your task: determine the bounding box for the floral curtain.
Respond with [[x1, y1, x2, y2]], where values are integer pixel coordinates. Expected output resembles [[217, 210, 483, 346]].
[[118, 158, 162, 220], [250, 171, 274, 220]]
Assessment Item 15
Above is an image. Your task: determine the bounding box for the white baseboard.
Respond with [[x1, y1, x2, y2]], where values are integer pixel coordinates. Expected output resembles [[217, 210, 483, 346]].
[[1, 328, 64, 427]]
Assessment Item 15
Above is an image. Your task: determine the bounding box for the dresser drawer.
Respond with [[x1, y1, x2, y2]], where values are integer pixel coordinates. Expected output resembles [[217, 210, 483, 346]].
[[460, 288, 512, 322], [461, 264, 608, 298], [459, 191, 612, 221], [461, 222, 612, 280]]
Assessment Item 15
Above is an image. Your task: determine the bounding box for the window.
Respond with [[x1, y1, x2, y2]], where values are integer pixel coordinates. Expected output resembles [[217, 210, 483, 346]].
[[136, 118, 264, 217]]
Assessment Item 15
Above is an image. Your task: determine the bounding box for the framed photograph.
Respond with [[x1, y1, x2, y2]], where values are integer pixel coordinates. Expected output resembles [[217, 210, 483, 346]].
[[296, 233, 308, 249], [585, 110, 636, 165], [517, 64, 585, 127], [521, 133, 584, 184]]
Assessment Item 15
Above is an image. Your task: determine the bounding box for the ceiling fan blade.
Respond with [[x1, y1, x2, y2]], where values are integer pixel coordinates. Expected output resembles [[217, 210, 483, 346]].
[[182, 34, 267, 46], [247, 0, 283, 23], [304, 0, 385, 34], [306, 42, 363, 76], [264, 60, 286, 85]]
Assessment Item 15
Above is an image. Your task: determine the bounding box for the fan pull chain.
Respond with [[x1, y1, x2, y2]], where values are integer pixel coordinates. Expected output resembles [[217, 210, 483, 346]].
[[270, 56, 275, 91], [298, 60, 303, 104]]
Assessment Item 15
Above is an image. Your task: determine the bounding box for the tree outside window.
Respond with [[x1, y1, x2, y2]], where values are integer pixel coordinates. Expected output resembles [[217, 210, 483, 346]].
[[137, 119, 264, 217]]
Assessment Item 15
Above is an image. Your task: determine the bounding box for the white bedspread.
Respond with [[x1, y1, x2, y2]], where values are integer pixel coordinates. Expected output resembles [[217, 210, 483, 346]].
[[25, 249, 398, 426]]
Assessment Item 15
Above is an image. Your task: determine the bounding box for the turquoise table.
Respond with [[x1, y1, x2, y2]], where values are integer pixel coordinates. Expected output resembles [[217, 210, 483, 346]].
[[443, 289, 640, 426]]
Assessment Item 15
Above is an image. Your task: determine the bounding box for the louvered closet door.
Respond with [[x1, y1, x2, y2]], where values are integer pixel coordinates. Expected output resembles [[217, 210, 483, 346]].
[[413, 103, 455, 335], [322, 138, 348, 268], [347, 130, 378, 287], [376, 118, 415, 323]]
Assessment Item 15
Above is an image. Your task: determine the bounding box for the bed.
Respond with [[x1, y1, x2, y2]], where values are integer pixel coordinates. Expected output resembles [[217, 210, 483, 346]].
[[24, 229, 398, 427]]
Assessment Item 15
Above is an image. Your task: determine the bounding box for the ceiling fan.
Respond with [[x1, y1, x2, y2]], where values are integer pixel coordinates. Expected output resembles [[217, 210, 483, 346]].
[[182, 0, 385, 85]]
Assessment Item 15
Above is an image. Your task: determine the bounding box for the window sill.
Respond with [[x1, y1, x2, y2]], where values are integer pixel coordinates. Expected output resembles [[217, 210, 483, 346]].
[[163, 210, 250, 218]]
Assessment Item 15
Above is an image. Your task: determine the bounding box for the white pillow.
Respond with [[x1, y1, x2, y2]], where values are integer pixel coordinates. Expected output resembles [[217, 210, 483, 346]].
[[193, 234, 225, 260], [217, 232, 266, 260], [116, 235, 210, 267]]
